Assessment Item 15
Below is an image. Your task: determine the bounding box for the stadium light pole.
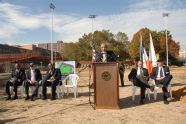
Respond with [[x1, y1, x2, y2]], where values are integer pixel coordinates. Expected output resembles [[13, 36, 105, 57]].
[[88, 15, 96, 37], [162, 13, 169, 66], [88, 15, 96, 106], [49, 2, 55, 64]]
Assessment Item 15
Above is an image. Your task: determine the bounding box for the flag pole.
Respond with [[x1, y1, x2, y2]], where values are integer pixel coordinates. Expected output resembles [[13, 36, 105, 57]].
[[140, 32, 142, 60]]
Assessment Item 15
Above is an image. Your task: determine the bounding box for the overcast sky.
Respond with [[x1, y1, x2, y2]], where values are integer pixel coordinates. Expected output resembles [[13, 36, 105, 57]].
[[0, 0, 186, 50]]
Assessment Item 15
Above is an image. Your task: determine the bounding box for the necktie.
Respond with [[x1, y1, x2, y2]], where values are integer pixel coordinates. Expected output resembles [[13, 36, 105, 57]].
[[160, 68, 163, 77]]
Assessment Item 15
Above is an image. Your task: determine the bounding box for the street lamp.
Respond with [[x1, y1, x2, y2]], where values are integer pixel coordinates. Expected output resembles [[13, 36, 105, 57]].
[[162, 13, 169, 66], [49, 2, 55, 64]]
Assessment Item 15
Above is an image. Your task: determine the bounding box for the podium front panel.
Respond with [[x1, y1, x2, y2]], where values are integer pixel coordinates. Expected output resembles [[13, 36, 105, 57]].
[[93, 62, 119, 109]]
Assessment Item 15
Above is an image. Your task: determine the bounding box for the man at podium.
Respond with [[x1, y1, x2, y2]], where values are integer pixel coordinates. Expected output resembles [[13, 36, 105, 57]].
[[96, 43, 117, 62], [93, 42, 120, 109]]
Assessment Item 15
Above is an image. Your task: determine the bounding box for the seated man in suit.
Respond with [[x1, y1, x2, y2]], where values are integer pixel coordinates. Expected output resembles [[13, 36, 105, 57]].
[[96, 42, 117, 62], [128, 60, 154, 104], [42, 63, 61, 100], [24, 63, 42, 101], [5, 63, 26, 100], [151, 59, 173, 103]]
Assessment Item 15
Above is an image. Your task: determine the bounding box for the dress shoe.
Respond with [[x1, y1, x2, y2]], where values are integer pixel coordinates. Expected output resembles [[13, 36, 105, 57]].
[[12, 96, 18, 100], [25, 96, 30, 100], [140, 99, 145, 104], [30, 97, 34, 101], [163, 99, 169, 104], [50, 97, 56, 101], [42, 96, 47, 100], [6, 97, 11, 100]]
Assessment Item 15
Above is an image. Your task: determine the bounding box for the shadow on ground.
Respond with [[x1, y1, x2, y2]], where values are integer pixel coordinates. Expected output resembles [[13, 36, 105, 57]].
[[120, 92, 168, 109], [0, 117, 25, 124]]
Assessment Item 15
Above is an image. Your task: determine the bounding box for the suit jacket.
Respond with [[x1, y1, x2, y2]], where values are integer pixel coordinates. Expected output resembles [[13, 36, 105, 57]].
[[11, 68, 26, 82], [151, 66, 171, 80], [96, 50, 117, 62], [44, 68, 61, 82], [128, 67, 149, 82], [26, 68, 42, 82]]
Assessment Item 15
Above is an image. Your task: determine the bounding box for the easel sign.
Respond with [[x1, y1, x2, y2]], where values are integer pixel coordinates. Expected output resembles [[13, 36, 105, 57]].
[[55, 61, 76, 75]]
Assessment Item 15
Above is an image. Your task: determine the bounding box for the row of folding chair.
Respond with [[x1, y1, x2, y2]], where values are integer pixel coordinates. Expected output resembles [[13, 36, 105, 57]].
[[10, 74, 80, 99]]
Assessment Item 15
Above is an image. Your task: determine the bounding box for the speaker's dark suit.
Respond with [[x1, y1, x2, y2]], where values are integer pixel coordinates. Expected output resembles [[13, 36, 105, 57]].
[[6, 69, 26, 98], [24, 68, 42, 98], [42, 68, 61, 98], [128, 67, 150, 100], [151, 66, 173, 99], [96, 50, 117, 62]]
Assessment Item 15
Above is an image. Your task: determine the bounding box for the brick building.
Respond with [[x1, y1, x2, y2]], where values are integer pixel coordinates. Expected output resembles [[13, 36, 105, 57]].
[[38, 41, 64, 53]]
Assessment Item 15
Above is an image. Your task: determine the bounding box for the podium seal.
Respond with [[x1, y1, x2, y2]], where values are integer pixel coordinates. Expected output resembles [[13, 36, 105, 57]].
[[101, 71, 111, 81]]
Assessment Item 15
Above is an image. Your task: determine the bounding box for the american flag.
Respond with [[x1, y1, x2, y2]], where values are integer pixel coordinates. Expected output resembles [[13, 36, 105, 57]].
[[91, 44, 96, 62]]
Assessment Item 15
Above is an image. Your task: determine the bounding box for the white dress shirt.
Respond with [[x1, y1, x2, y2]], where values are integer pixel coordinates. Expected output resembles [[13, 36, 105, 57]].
[[31, 69, 36, 83], [102, 53, 107, 62], [137, 67, 141, 76], [157, 67, 165, 78]]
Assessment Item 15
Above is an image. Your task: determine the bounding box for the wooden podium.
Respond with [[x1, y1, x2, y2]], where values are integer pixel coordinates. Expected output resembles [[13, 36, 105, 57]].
[[93, 62, 120, 109]]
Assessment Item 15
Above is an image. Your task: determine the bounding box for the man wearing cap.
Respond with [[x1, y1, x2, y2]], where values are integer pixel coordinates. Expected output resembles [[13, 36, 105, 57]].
[[24, 63, 42, 101], [151, 59, 173, 104]]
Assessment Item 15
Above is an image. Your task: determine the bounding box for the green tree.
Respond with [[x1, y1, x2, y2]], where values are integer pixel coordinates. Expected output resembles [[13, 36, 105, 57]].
[[63, 43, 81, 61], [113, 32, 130, 60], [63, 30, 130, 61]]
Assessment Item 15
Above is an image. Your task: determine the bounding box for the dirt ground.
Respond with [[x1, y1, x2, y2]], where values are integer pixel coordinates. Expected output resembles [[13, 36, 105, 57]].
[[0, 67, 186, 124]]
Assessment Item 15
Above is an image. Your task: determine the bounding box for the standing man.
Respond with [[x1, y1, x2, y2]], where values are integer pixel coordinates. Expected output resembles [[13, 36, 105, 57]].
[[42, 63, 61, 100], [96, 42, 117, 62], [90, 42, 117, 89], [151, 59, 173, 104], [128, 60, 154, 104], [24, 63, 42, 101], [119, 62, 125, 87], [5, 63, 26, 100]]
